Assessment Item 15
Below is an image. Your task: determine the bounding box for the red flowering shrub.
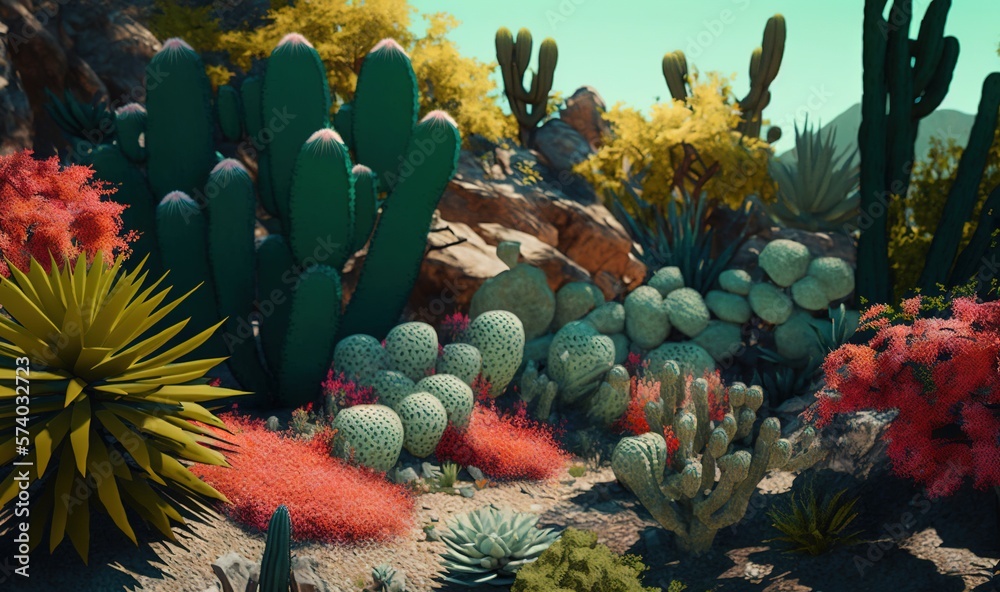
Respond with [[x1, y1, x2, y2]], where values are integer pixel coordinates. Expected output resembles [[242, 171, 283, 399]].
[[613, 369, 729, 435], [435, 402, 570, 480], [192, 413, 414, 542], [814, 297, 1000, 498], [322, 371, 376, 408], [440, 312, 470, 342], [0, 150, 134, 275]]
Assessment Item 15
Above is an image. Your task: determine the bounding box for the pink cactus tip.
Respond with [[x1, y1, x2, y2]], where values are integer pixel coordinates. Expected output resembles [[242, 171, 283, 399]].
[[161, 190, 195, 205], [420, 110, 458, 129], [277, 33, 314, 49], [211, 158, 247, 175], [115, 103, 146, 116], [161, 38, 194, 52], [307, 128, 345, 145], [371, 38, 408, 57], [351, 164, 373, 175]]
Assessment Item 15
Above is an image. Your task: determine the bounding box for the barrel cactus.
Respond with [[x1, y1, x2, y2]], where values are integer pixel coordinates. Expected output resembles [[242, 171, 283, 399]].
[[396, 392, 449, 457], [436, 343, 483, 385], [335, 334, 391, 383], [464, 310, 525, 397], [415, 374, 475, 429], [439, 505, 561, 587], [384, 322, 439, 382]]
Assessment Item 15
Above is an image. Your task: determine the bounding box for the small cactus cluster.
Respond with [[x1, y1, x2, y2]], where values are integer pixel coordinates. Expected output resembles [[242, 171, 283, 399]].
[[611, 364, 822, 554], [77, 35, 460, 408], [330, 316, 524, 472]]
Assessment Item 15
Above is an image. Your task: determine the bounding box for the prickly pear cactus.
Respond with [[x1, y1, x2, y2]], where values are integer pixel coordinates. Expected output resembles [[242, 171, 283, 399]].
[[436, 343, 483, 386], [331, 405, 404, 472], [396, 392, 449, 457], [384, 322, 439, 382], [416, 374, 474, 429], [586, 365, 631, 427], [335, 334, 391, 383], [547, 321, 615, 405], [367, 370, 417, 409], [464, 310, 525, 397]]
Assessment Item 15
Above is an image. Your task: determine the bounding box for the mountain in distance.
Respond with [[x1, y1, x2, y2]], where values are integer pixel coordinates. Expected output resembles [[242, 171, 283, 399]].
[[775, 102, 975, 164]]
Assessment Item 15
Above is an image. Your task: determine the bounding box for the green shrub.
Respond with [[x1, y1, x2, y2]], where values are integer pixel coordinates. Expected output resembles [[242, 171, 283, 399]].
[[766, 482, 864, 555], [511, 528, 657, 592]]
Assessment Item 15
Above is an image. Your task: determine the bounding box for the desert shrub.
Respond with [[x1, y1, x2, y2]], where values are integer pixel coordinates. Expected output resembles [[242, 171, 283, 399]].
[[0, 150, 134, 276], [435, 403, 569, 480], [888, 124, 1000, 300], [511, 527, 657, 592], [813, 296, 1000, 497], [149, 0, 512, 140], [577, 73, 776, 211], [192, 413, 415, 542]]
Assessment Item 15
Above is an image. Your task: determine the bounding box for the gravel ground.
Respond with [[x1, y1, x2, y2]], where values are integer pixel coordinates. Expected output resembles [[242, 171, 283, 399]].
[[1, 466, 996, 591]]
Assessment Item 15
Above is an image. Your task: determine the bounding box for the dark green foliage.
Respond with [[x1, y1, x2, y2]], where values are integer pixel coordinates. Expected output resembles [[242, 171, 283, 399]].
[[610, 172, 746, 295], [752, 353, 821, 407], [256, 235, 296, 376], [113, 104, 147, 162], [511, 528, 657, 592], [766, 482, 864, 556], [259, 505, 292, 592], [333, 102, 355, 148]]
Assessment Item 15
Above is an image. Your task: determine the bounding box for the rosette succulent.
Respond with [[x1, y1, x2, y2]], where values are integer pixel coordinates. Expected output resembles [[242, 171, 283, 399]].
[[439, 505, 561, 586]]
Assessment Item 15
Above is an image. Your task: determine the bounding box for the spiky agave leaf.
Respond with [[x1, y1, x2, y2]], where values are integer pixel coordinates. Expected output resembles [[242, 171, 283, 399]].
[[0, 252, 247, 562], [439, 504, 561, 586]]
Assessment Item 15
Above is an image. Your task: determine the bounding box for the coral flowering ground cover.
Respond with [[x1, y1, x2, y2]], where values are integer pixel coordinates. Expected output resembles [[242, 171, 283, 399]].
[[435, 398, 571, 481], [191, 412, 414, 542], [814, 296, 1000, 498], [0, 150, 134, 276]]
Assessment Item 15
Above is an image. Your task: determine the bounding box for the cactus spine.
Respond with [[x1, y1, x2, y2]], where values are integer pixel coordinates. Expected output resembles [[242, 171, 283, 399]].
[[495, 27, 558, 147], [258, 505, 292, 592]]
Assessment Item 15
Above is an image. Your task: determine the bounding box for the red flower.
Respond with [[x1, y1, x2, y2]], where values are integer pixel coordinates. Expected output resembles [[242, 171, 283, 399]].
[[815, 297, 1000, 498], [321, 371, 376, 408], [0, 150, 134, 275]]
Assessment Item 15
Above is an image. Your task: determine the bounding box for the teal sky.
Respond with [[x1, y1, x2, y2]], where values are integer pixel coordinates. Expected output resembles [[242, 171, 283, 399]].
[[409, 0, 1000, 151]]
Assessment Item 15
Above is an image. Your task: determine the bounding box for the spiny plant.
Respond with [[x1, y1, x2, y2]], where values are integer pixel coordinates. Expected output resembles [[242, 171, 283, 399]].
[[259, 505, 292, 592], [43, 88, 116, 151], [0, 252, 246, 561], [79, 35, 460, 408], [495, 27, 558, 147], [437, 462, 459, 489], [766, 482, 864, 555], [765, 120, 860, 232]]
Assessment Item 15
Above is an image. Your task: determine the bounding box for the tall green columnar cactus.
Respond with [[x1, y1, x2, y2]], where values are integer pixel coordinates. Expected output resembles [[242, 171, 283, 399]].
[[662, 15, 785, 143], [611, 363, 816, 554], [259, 505, 292, 592], [495, 27, 558, 147], [918, 73, 1000, 294], [854, 0, 993, 303], [337, 40, 461, 339]]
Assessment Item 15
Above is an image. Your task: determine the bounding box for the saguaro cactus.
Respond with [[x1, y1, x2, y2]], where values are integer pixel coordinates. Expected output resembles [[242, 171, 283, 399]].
[[611, 362, 820, 554], [259, 505, 292, 592], [662, 14, 785, 143], [496, 27, 558, 147]]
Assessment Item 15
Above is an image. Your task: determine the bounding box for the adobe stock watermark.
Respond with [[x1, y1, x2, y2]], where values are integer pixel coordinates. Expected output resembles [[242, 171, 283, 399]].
[[7, 356, 32, 579]]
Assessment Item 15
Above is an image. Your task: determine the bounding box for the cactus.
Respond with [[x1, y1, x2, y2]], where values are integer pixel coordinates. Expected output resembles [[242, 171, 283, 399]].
[[624, 286, 671, 350], [334, 334, 392, 383], [495, 27, 558, 147], [546, 321, 615, 405], [807, 257, 855, 301], [77, 34, 459, 408], [747, 282, 794, 325], [436, 344, 483, 386], [416, 374, 475, 429], [331, 405, 405, 472], [757, 239, 811, 287], [664, 287, 711, 338], [368, 370, 418, 409], [469, 242, 556, 341], [464, 310, 525, 397], [663, 15, 785, 142], [259, 505, 292, 592], [704, 290, 752, 324], [396, 392, 449, 457], [553, 282, 604, 330], [384, 322, 440, 382], [856, 0, 1000, 302], [369, 564, 407, 592], [611, 373, 800, 554], [520, 361, 559, 421], [586, 365, 631, 428]]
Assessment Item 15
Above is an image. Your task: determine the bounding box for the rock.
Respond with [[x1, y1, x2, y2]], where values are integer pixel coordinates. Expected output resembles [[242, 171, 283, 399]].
[[0, 21, 32, 154], [732, 227, 856, 281], [459, 486, 476, 498], [523, 334, 554, 364], [291, 556, 329, 592], [790, 276, 830, 311], [664, 288, 711, 337], [390, 467, 419, 484], [810, 410, 897, 480], [424, 526, 442, 542], [212, 552, 255, 592], [477, 224, 591, 294], [585, 302, 626, 334], [808, 257, 855, 301], [559, 86, 611, 151], [774, 311, 822, 361], [748, 282, 794, 325], [533, 118, 592, 172], [466, 465, 486, 481], [693, 320, 744, 364], [704, 290, 752, 324], [758, 239, 811, 287]]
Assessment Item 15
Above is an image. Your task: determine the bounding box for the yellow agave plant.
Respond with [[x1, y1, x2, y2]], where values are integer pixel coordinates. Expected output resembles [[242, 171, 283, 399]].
[[0, 252, 246, 561]]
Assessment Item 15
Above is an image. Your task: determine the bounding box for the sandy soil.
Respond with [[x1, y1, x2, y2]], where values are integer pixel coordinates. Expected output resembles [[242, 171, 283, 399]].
[[1, 465, 996, 592]]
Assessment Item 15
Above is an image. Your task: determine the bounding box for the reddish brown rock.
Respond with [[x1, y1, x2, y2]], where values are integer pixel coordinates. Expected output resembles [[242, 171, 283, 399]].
[[559, 86, 611, 150]]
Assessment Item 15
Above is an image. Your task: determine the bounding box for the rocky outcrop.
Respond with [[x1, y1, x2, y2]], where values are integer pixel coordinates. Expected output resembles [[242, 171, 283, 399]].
[[411, 143, 646, 323], [558, 86, 610, 151], [0, 0, 159, 155]]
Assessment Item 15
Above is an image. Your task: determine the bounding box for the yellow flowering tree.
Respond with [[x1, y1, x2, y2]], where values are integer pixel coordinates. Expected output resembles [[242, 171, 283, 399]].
[[575, 73, 776, 211]]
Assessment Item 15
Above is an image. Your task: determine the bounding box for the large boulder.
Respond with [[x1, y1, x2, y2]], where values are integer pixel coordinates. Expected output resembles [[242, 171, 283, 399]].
[[533, 118, 592, 173], [558, 86, 611, 151]]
